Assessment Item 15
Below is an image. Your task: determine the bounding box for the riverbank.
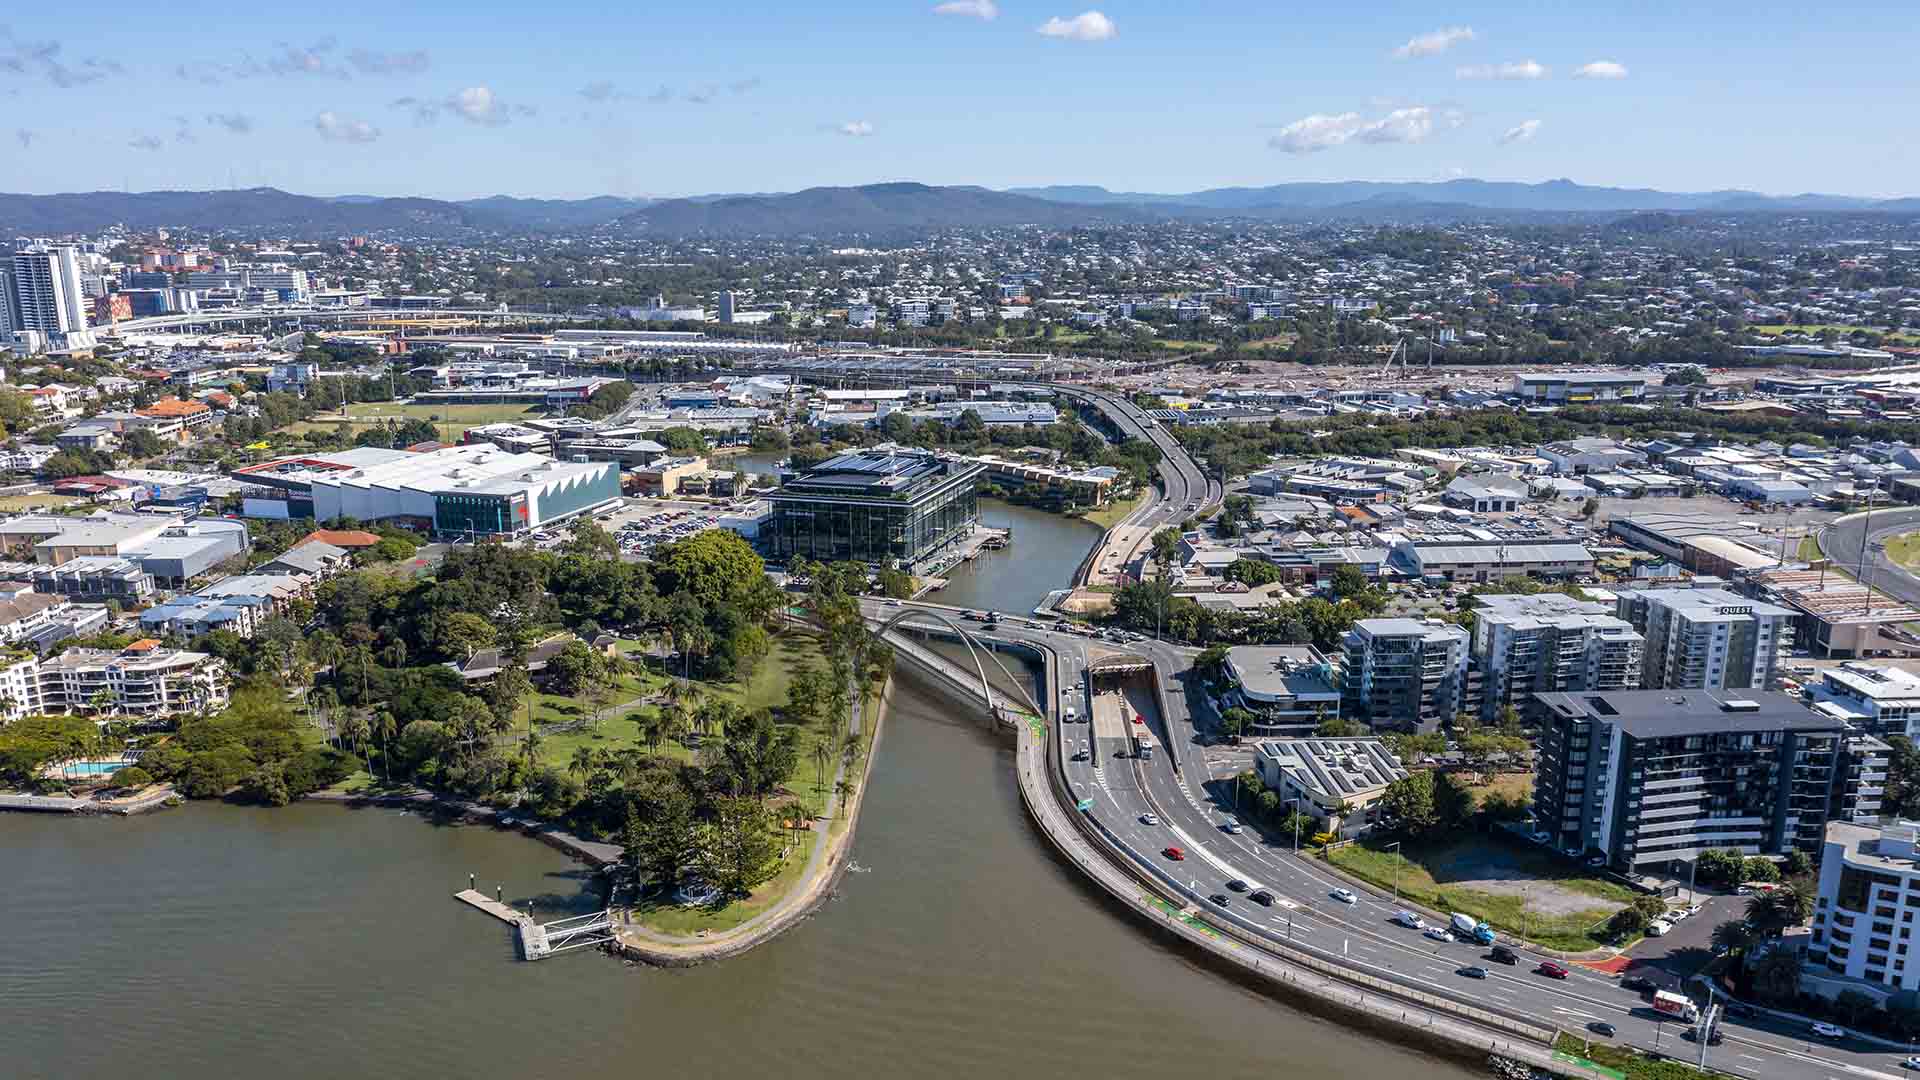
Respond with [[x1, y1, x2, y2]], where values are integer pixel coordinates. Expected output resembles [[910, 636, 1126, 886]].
[[305, 786, 624, 866], [0, 784, 180, 816], [611, 677, 890, 965]]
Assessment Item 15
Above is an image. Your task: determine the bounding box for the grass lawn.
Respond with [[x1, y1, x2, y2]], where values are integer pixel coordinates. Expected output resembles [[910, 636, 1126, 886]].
[[1080, 492, 1145, 531], [289, 403, 543, 440], [1325, 836, 1636, 951], [1886, 531, 1920, 569], [0, 494, 81, 511], [1463, 771, 1533, 810]]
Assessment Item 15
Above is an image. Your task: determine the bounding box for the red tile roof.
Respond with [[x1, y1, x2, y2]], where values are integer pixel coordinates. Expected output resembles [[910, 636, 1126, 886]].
[[297, 529, 382, 549]]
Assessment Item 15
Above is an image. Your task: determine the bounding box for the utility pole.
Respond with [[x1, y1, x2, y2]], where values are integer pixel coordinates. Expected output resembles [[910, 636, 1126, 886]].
[[1384, 840, 1402, 901]]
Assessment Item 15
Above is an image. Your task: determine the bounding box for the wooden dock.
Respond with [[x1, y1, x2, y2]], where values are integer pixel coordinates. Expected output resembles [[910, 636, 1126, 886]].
[[454, 889, 550, 959], [455, 889, 614, 960]]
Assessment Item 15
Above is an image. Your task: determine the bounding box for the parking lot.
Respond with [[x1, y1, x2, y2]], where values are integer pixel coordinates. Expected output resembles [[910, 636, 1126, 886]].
[[1621, 893, 1740, 991], [606, 504, 725, 558]]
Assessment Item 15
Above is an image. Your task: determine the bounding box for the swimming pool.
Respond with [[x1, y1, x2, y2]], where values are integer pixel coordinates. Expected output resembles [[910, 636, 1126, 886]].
[[60, 760, 134, 779]]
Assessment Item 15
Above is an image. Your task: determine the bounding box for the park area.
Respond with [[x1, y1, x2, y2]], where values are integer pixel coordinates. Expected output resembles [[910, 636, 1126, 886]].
[[1325, 834, 1635, 951]]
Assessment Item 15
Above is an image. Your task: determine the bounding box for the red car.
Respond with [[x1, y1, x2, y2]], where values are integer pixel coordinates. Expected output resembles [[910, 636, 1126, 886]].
[[1536, 962, 1570, 980], [1163, 846, 1185, 861], [1132, 716, 1145, 726]]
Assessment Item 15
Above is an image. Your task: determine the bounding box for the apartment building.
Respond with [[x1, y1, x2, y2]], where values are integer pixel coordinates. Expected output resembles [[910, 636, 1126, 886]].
[[1808, 817, 1920, 999], [1805, 662, 1920, 739], [34, 642, 229, 719], [1614, 586, 1793, 693], [1340, 618, 1469, 733], [1531, 689, 1854, 872], [1472, 593, 1644, 721], [1219, 645, 1342, 734]]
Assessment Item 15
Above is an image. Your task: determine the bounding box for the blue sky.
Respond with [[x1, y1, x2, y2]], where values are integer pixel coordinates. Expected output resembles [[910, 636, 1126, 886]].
[[3, 1, 1914, 200]]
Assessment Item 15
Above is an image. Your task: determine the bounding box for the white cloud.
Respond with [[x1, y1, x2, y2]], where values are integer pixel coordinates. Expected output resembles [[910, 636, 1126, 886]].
[[1499, 119, 1542, 144], [837, 120, 875, 137], [933, 0, 998, 18], [1392, 26, 1475, 59], [1037, 11, 1116, 41], [450, 85, 506, 124], [1455, 59, 1547, 80], [1574, 60, 1628, 79], [314, 110, 379, 143], [1269, 106, 1463, 154]]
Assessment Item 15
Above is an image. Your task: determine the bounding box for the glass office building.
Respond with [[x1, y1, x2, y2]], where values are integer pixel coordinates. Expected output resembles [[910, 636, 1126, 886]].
[[766, 451, 984, 567]]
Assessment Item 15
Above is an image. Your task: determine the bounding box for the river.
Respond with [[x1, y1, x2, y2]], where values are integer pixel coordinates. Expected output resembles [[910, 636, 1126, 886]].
[[0, 672, 1472, 1080], [729, 451, 1101, 616]]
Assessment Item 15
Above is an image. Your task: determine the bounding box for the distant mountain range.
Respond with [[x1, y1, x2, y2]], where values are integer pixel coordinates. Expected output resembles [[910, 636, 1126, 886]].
[[607, 182, 1155, 236], [1004, 178, 1920, 215], [1, 178, 1916, 239]]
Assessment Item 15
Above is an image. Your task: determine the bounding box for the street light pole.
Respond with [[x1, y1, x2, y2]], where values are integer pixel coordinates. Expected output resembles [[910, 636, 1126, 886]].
[[1384, 840, 1402, 901]]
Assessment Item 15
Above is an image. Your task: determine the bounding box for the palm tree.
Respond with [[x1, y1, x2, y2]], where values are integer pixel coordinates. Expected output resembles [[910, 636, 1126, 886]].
[[833, 779, 855, 817], [811, 741, 832, 791], [371, 710, 396, 782], [639, 711, 667, 755], [1747, 883, 1814, 937], [567, 745, 597, 784], [1711, 919, 1756, 958], [339, 712, 372, 775]]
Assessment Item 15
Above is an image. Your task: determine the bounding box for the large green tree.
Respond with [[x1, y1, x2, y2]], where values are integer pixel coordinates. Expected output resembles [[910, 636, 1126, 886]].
[[697, 796, 783, 897]]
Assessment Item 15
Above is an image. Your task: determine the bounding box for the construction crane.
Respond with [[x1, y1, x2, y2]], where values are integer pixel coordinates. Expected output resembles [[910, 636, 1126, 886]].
[[1380, 339, 1407, 374]]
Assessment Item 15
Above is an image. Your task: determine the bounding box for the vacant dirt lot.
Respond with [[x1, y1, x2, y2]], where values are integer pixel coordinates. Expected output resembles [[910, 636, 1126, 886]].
[[1422, 844, 1628, 919]]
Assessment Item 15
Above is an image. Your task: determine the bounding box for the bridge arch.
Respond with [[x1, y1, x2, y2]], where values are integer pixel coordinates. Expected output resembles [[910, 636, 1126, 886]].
[[870, 608, 1045, 717]]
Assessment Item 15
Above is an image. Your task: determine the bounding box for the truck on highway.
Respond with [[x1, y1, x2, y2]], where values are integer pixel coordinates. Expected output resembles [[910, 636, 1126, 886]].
[[1653, 990, 1700, 1022], [1448, 912, 1496, 945], [1132, 732, 1155, 760]]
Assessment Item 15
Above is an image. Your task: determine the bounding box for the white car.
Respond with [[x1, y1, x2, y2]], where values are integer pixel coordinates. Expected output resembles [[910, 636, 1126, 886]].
[[1330, 888, 1358, 905], [1140, 813, 1159, 826], [1647, 920, 1672, 937], [1222, 819, 1244, 835], [1903, 1056, 1920, 1070], [1811, 1022, 1846, 1040], [1424, 927, 1453, 943], [1395, 911, 1426, 929]]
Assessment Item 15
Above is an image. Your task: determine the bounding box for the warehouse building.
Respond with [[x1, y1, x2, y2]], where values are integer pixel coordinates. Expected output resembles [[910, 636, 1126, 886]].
[[1393, 539, 1596, 583], [1512, 372, 1649, 404], [237, 445, 619, 538]]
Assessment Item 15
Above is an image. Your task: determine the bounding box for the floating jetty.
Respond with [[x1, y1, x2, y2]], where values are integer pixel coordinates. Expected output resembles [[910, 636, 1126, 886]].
[[454, 888, 615, 961]]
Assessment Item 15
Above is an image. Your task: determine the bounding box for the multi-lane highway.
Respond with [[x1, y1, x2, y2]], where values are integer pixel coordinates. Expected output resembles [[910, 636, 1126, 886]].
[[868, 597, 1919, 1080], [1820, 506, 1920, 610], [1037, 383, 1220, 586]]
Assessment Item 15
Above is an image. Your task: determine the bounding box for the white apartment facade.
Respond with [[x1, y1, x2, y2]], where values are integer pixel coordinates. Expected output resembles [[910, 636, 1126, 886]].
[[1614, 587, 1792, 693], [1472, 593, 1644, 720]]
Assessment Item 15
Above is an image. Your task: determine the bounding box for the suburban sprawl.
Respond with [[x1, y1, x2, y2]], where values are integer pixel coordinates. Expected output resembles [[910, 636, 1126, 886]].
[[12, 203, 1920, 1080]]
